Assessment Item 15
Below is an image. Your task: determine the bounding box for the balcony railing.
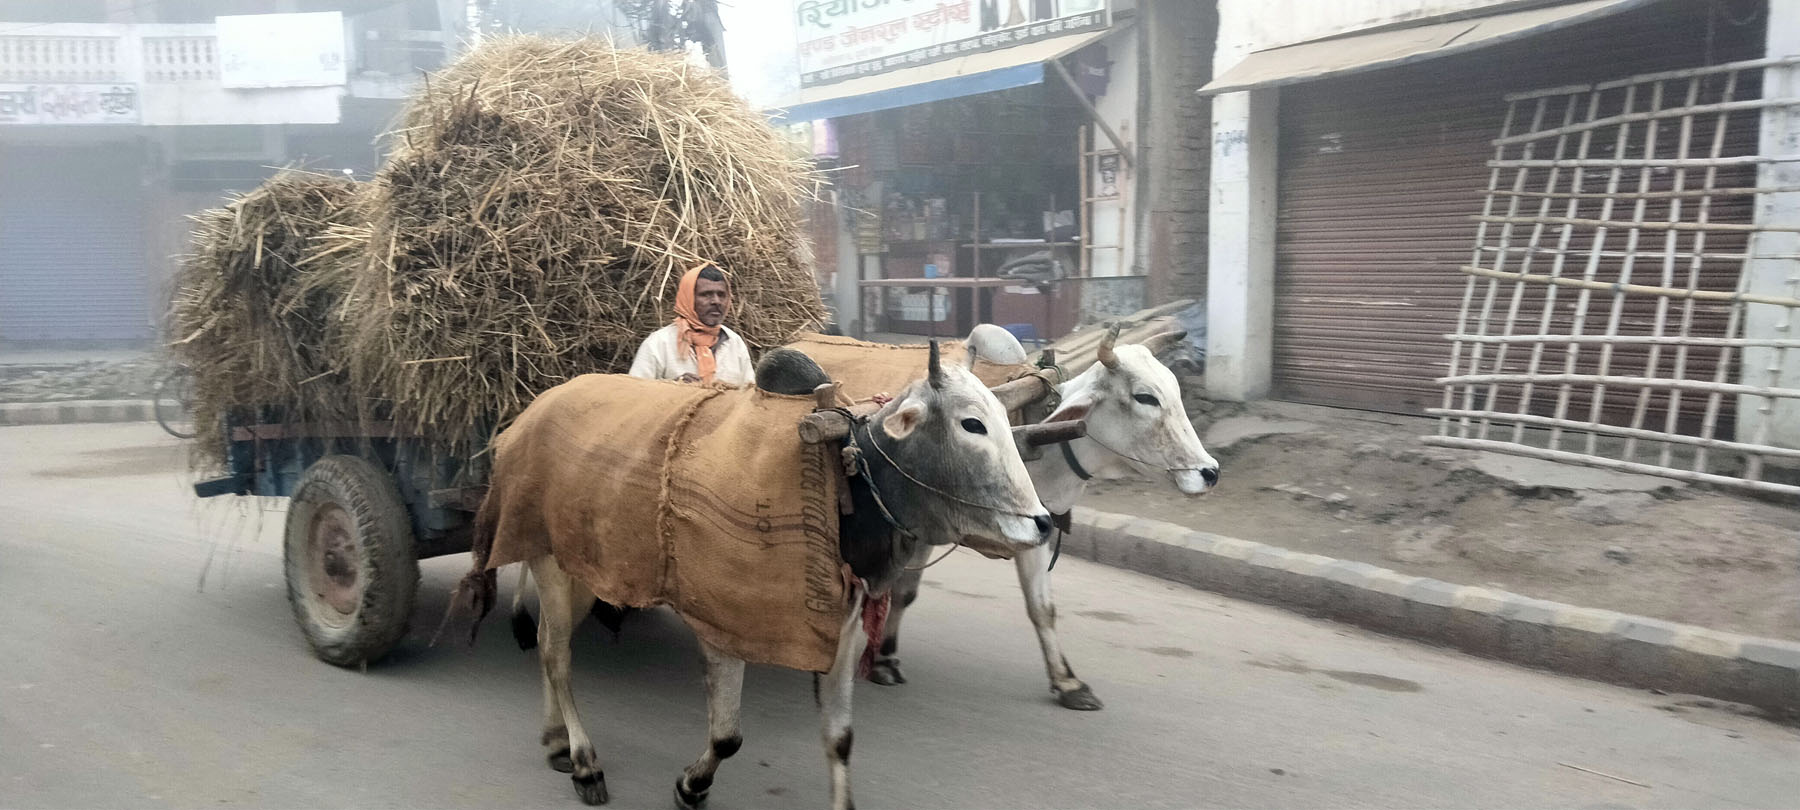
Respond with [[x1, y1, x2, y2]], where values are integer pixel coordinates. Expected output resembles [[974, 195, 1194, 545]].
[[142, 36, 218, 83], [0, 35, 124, 82]]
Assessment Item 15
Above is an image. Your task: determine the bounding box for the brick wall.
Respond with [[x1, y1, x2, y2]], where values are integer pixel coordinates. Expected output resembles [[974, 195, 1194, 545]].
[[1143, 0, 1216, 305]]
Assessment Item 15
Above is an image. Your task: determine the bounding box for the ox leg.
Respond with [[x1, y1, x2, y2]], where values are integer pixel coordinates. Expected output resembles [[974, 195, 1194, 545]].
[[1016, 542, 1102, 710], [867, 552, 923, 686], [816, 594, 867, 810], [530, 556, 608, 804], [674, 643, 746, 809]]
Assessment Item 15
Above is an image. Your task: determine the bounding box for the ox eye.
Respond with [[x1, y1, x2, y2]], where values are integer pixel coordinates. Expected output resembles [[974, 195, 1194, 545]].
[[960, 418, 987, 435], [1133, 393, 1160, 407]]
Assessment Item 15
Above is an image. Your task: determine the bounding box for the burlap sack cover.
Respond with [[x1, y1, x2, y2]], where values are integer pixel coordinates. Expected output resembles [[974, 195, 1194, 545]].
[[482, 374, 847, 672], [787, 333, 1028, 400]]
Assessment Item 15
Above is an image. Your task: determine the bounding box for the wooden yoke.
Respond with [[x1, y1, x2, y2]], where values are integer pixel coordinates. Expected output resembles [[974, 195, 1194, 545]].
[[797, 369, 1070, 446]]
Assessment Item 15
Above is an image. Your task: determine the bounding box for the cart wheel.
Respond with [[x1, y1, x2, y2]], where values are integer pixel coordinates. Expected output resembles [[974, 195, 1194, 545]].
[[284, 455, 419, 667]]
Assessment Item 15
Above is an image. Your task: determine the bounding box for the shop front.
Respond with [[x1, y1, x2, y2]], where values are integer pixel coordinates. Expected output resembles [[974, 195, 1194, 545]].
[[775, 0, 1139, 341]]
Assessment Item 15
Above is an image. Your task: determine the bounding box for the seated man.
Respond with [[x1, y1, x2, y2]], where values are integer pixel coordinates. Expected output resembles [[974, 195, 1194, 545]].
[[629, 263, 754, 385]]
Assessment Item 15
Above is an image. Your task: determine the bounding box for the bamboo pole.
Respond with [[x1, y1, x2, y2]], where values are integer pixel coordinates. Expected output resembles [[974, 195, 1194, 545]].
[[1478, 245, 1800, 262], [1548, 83, 1635, 451], [1454, 266, 1800, 307], [1583, 79, 1666, 456], [1446, 96, 1525, 439], [1491, 186, 1800, 201], [1508, 88, 1601, 445], [1491, 96, 1800, 146], [1490, 156, 1787, 169], [1420, 435, 1800, 497], [1436, 372, 1800, 400], [1426, 407, 1800, 461], [1478, 94, 1574, 441], [1664, 67, 1739, 467], [1624, 75, 1699, 461], [1472, 214, 1800, 234], [1445, 334, 1800, 349], [1503, 56, 1800, 100]]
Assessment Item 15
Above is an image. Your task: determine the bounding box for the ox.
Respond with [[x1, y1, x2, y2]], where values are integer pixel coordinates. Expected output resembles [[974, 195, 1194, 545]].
[[455, 344, 1051, 809], [851, 325, 1220, 710]]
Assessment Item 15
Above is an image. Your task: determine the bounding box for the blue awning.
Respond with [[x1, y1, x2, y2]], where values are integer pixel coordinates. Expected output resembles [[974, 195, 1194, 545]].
[[767, 26, 1117, 122]]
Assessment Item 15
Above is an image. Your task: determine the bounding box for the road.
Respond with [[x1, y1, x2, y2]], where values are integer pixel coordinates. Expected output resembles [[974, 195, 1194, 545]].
[[2, 423, 1796, 810]]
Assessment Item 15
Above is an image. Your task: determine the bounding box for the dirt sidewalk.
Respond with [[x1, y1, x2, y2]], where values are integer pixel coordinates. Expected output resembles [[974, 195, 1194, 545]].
[[1083, 399, 1800, 642]]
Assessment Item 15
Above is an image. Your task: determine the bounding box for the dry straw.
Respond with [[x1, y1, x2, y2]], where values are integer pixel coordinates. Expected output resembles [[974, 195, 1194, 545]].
[[172, 37, 827, 465], [169, 169, 362, 465], [336, 37, 826, 456]]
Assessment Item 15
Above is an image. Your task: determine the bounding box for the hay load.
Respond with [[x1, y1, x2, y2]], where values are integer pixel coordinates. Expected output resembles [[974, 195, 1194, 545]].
[[340, 37, 825, 451], [170, 170, 362, 462]]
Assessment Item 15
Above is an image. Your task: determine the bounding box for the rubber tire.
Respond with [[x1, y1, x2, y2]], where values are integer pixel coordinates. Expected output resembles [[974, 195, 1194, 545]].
[[284, 455, 419, 667]]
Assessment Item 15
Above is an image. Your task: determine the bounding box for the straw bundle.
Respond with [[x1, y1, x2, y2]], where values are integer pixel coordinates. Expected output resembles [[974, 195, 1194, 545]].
[[340, 37, 825, 453], [170, 170, 362, 463]]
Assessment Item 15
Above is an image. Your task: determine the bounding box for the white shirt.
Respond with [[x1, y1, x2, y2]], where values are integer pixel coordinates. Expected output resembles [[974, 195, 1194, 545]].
[[628, 322, 755, 385]]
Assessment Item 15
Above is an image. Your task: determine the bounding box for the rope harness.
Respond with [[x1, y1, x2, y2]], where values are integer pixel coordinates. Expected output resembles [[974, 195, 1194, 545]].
[[837, 408, 1043, 573]]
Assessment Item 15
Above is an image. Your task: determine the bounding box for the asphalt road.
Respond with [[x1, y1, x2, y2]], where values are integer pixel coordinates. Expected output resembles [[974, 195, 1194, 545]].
[[2, 423, 1796, 810]]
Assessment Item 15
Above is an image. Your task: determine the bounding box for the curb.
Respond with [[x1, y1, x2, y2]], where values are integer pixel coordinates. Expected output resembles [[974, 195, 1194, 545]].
[[0, 400, 154, 426], [1068, 507, 1800, 719]]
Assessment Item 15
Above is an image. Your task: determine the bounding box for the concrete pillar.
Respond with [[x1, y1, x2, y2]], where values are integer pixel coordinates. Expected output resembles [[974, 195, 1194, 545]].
[[1738, 6, 1800, 452], [1204, 88, 1278, 401]]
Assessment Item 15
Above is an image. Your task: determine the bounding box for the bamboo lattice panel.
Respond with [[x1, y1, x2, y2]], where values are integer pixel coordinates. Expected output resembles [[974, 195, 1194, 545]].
[[1430, 57, 1800, 497]]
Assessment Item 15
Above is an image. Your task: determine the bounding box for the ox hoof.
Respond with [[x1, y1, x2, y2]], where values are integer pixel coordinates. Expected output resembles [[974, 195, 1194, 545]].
[[867, 658, 906, 686], [547, 747, 574, 773], [572, 772, 609, 805], [674, 777, 710, 809], [1055, 684, 1105, 711]]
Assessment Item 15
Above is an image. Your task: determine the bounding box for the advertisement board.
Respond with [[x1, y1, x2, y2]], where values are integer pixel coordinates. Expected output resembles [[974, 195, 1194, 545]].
[[796, 0, 1108, 88], [217, 12, 347, 88]]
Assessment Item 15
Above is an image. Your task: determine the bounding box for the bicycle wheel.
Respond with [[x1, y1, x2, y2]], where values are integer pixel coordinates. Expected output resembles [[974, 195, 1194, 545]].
[[153, 367, 196, 439]]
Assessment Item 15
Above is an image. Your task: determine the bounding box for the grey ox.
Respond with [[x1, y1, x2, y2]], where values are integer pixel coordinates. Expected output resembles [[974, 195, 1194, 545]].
[[866, 324, 1220, 710], [456, 344, 1052, 810]]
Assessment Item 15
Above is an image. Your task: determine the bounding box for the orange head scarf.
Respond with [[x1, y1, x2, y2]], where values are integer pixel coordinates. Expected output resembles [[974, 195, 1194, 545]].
[[673, 263, 727, 382]]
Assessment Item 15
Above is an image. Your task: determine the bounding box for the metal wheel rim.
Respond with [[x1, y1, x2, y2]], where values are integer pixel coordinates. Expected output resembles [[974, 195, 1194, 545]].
[[305, 503, 362, 626]]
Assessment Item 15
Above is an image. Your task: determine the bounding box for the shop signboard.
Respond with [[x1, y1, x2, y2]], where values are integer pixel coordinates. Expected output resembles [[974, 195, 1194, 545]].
[[796, 0, 1108, 88], [217, 12, 347, 88], [0, 83, 139, 125]]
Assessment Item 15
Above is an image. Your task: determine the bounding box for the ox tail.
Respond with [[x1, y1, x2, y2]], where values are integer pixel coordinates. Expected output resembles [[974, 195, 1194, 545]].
[[510, 564, 538, 650], [432, 491, 501, 648]]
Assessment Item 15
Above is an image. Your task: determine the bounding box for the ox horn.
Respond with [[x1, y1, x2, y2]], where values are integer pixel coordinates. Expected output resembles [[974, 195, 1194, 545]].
[[1138, 329, 1189, 356], [1097, 323, 1122, 370], [927, 339, 943, 389]]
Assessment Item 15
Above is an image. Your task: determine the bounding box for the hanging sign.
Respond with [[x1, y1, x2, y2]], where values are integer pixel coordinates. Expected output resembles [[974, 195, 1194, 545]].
[[795, 0, 1108, 88]]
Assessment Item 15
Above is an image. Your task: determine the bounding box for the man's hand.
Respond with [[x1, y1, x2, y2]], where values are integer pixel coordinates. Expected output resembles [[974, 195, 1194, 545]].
[[677, 373, 702, 384]]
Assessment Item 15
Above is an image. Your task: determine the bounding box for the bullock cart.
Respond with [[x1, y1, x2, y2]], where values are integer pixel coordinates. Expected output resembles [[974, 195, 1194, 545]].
[[189, 369, 1070, 669], [191, 410, 494, 667]]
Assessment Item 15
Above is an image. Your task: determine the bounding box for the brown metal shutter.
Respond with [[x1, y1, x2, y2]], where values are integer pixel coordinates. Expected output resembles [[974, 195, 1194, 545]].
[[1273, 0, 1766, 416], [0, 144, 148, 343]]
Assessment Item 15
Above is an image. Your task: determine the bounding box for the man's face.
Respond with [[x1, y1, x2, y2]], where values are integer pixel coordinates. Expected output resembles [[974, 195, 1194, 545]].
[[693, 277, 730, 328]]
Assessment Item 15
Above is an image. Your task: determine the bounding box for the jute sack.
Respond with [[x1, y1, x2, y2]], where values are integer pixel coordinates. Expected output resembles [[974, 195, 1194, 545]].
[[481, 374, 847, 672], [786, 332, 1028, 400]]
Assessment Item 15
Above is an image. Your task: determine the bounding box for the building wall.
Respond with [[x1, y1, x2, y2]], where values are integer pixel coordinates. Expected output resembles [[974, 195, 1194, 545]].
[[1206, 0, 1603, 400]]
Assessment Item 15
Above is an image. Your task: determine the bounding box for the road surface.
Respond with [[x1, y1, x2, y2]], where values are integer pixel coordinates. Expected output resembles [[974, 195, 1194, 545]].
[[2, 423, 1796, 809]]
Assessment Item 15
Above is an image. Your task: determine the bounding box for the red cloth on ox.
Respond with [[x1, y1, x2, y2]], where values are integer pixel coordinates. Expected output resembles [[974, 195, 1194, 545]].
[[859, 589, 892, 679]]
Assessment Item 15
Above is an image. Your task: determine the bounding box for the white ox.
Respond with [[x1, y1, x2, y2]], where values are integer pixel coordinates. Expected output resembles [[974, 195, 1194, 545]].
[[869, 323, 1219, 710]]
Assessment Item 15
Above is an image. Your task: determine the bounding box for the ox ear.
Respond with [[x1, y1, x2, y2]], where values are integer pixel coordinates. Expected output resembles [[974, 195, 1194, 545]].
[[882, 397, 928, 440], [1046, 388, 1095, 424]]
